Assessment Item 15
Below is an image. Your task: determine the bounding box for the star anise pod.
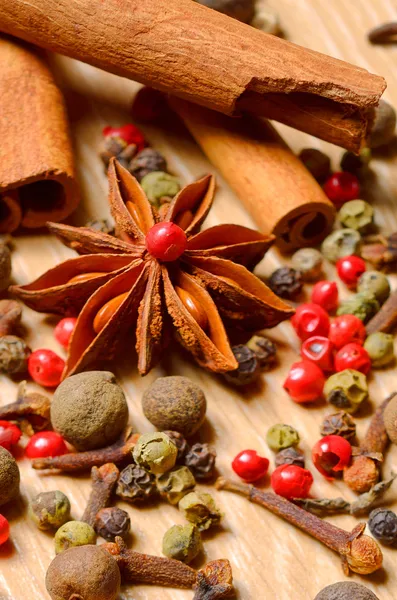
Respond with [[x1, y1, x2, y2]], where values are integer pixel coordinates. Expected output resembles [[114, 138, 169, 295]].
[[12, 159, 293, 377]]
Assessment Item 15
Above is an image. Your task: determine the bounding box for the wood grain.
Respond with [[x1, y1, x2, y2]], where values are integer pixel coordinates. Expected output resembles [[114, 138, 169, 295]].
[[1, 1, 397, 599]]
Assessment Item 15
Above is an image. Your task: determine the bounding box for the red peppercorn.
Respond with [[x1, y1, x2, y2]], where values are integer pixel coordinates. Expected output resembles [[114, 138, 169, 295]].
[[28, 349, 65, 388], [329, 315, 366, 349], [103, 124, 145, 151], [283, 361, 325, 403], [271, 464, 313, 499], [232, 449, 270, 483], [0, 421, 21, 452], [323, 172, 360, 206], [311, 281, 339, 312], [146, 222, 187, 262], [291, 303, 330, 341], [54, 317, 77, 348], [25, 431, 68, 459], [301, 336, 335, 372], [312, 434, 352, 478], [334, 342, 371, 375], [0, 514, 10, 546], [336, 255, 366, 289]]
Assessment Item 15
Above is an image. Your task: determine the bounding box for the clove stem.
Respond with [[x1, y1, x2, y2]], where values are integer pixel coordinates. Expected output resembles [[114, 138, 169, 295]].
[[81, 463, 119, 527], [215, 477, 382, 575], [0, 381, 51, 432]]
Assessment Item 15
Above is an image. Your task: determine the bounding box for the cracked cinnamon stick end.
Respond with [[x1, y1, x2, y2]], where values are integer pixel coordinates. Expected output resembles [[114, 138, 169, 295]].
[[366, 290, 397, 335], [82, 463, 119, 526], [0, 36, 79, 229], [103, 537, 197, 588], [32, 431, 140, 471], [193, 559, 235, 600]]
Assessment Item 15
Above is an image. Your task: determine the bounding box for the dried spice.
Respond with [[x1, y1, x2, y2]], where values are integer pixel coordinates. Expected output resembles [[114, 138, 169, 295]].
[[340, 148, 371, 176], [275, 447, 305, 468], [103, 536, 197, 588], [116, 463, 158, 503], [246, 334, 277, 370], [368, 99, 396, 148], [291, 248, 323, 281], [194, 0, 255, 23], [351, 474, 397, 516], [142, 376, 206, 437], [216, 477, 383, 575], [357, 271, 390, 305], [368, 508, 397, 545], [164, 430, 190, 462], [100, 135, 137, 170], [51, 371, 129, 451], [0, 335, 31, 374], [95, 507, 131, 541], [46, 545, 121, 600], [129, 148, 167, 182], [0, 381, 51, 434], [193, 559, 234, 600], [0, 244, 11, 292], [364, 332, 395, 367], [320, 412, 356, 442], [361, 232, 397, 271], [0, 446, 20, 506], [157, 466, 196, 504], [293, 497, 350, 516], [268, 267, 302, 299], [179, 491, 222, 531], [82, 463, 120, 527], [366, 289, 397, 335], [324, 369, 368, 414], [298, 148, 331, 182], [0, 299, 22, 336], [85, 218, 115, 236], [162, 523, 202, 564], [321, 229, 361, 263], [368, 22, 397, 43], [185, 443, 217, 480], [337, 293, 379, 323], [32, 430, 139, 472], [141, 171, 181, 207], [12, 161, 291, 377], [384, 394, 397, 443], [29, 490, 71, 530], [266, 424, 300, 451], [133, 432, 178, 475], [315, 581, 379, 600], [223, 345, 260, 386], [338, 200, 374, 234], [54, 521, 97, 554]]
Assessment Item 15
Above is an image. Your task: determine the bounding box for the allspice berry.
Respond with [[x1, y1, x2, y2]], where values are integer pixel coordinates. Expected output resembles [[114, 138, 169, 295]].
[[0, 244, 12, 292], [314, 581, 379, 600], [54, 521, 96, 554], [29, 490, 71, 530], [46, 545, 121, 600], [384, 395, 397, 444], [0, 446, 20, 506], [142, 376, 206, 437], [51, 371, 128, 450], [369, 99, 396, 148]]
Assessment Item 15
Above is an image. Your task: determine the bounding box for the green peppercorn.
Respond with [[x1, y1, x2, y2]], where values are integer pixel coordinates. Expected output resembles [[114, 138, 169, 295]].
[[140, 171, 181, 206], [357, 271, 390, 305], [162, 523, 202, 563], [337, 292, 379, 323], [29, 491, 71, 531], [266, 424, 300, 452], [298, 148, 331, 182], [54, 521, 96, 554], [338, 200, 374, 234], [291, 248, 323, 281], [340, 148, 371, 176], [179, 491, 222, 531], [364, 332, 395, 368], [324, 369, 368, 414], [321, 229, 361, 263], [132, 432, 178, 475], [156, 466, 196, 504]]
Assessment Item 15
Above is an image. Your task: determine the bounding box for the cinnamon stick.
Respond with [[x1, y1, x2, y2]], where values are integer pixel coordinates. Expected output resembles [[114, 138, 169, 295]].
[[0, 0, 385, 151], [366, 290, 397, 335], [0, 36, 79, 231], [171, 98, 336, 252]]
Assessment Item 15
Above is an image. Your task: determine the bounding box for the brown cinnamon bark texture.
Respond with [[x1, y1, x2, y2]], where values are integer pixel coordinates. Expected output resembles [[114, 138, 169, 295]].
[[171, 98, 336, 252], [0, 0, 386, 151], [0, 36, 78, 231]]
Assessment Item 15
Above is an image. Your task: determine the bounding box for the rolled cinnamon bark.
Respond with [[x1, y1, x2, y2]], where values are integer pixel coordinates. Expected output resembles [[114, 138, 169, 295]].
[[0, 36, 78, 231], [171, 98, 336, 252], [0, 0, 385, 151]]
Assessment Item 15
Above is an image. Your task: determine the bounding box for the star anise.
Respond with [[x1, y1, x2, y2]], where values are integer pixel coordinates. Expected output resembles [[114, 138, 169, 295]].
[[11, 159, 293, 377]]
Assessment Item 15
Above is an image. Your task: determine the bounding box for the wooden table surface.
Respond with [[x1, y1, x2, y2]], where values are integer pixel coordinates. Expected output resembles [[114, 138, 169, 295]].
[[1, 1, 397, 598]]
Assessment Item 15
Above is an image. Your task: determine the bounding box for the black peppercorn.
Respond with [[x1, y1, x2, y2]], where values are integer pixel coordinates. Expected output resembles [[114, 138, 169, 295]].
[[275, 447, 305, 468], [268, 267, 303, 299], [95, 507, 131, 542], [116, 463, 158, 503], [129, 148, 167, 182], [223, 345, 260, 386], [184, 443, 216, 480], [340, 148, 371, 176], [163, 430, 190, 463], [246, 335, 277, 371], [100, 136, 137, 170], [320, 411, 356, 442], [314, 581, 379, 600], [368, 508, 397, 545]]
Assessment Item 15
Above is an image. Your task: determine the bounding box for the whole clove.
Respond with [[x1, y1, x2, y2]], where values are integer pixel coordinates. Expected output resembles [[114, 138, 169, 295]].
[[82, 463, 119, 527], [193, 559, 234, 600], [32, 430, 139, 472], [216, 477, 382, 574], [293, 497, 351, 516], [350, 473, 397, 516], [0, 381, 51, 434]]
